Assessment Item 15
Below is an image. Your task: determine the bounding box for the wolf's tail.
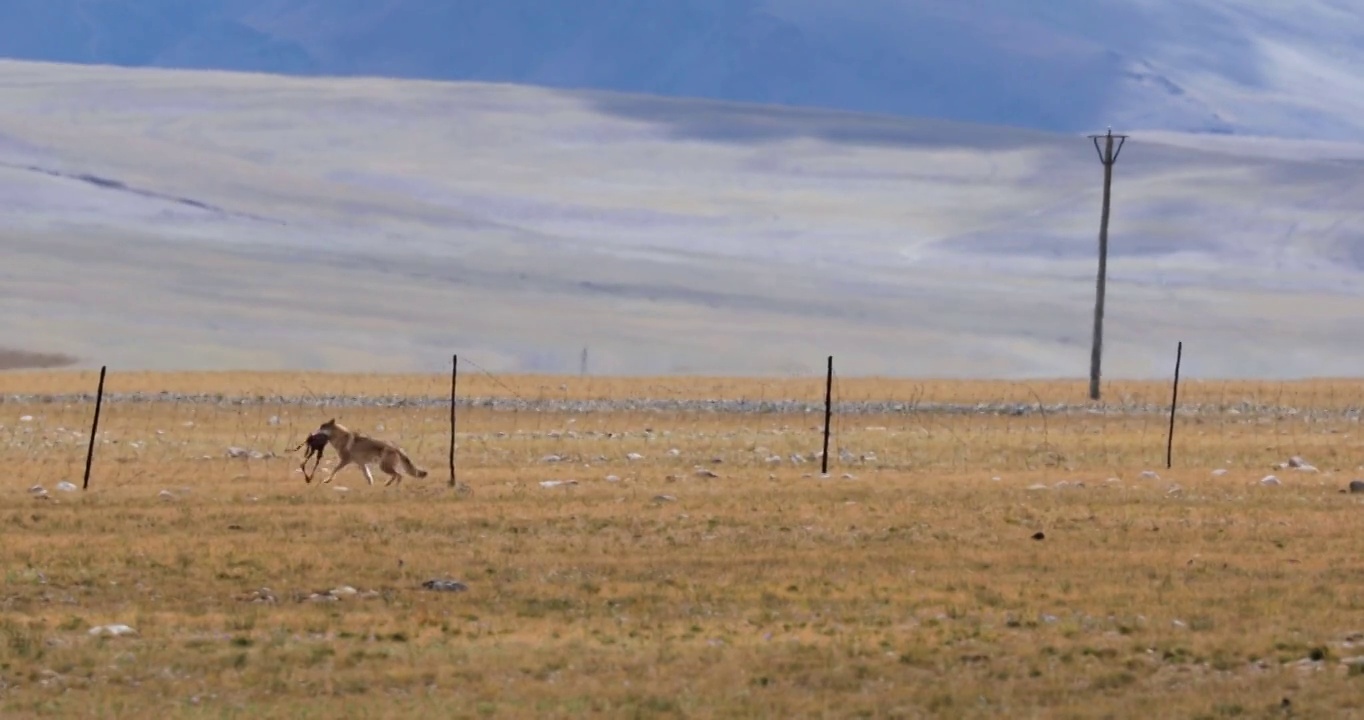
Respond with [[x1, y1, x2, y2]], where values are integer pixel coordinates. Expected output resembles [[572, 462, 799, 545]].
[[399, 451, 429, 478]]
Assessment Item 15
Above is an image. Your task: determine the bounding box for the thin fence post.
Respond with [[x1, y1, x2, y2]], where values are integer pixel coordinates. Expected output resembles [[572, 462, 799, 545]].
[[458, 351, 463, 485], [1166, 341, 1183, 469], [821, 355, 833, 475], [82, 366, 107, 490]]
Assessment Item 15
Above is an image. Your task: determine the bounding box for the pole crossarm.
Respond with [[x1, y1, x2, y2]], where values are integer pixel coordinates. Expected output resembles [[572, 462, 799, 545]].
[[1088, 128, 1129, 165]]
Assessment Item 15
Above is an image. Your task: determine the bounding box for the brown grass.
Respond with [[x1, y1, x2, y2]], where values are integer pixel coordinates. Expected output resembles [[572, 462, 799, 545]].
[[2, 371, 1363, 718]]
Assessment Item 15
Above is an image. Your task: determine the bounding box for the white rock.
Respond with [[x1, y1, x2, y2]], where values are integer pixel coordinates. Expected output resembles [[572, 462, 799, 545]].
[[1211, 468, 1228, 477], [54, 481, 77, 492], [89, 624, 137, 637], [605, 475, 621, 482], [158, 490, 176, 500], [539, 480, 578, 488], [1026, 484, 1049, 491], [626, 453, 644, 461], [1139, 470, 1160, 480], [540, 454, 562, 463], [19, 415, 32, 422], [28, 484, 46, 494], [1261, 475, 1282, 486]]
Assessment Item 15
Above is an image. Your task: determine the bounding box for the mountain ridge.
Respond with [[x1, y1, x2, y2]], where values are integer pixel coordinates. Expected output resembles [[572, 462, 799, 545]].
[[2, 1, 1363, 140]]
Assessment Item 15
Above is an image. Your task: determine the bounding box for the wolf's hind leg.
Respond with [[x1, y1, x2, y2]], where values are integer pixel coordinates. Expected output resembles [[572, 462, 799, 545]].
[[380, 454, 402, 487]]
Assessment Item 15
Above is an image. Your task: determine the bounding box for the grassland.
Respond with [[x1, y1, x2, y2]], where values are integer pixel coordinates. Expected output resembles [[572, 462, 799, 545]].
[[3, 371, 1364, 718]]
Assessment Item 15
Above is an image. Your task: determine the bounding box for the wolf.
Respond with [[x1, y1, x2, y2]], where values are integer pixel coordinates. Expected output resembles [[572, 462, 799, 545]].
[[313, 419, 429, 487]]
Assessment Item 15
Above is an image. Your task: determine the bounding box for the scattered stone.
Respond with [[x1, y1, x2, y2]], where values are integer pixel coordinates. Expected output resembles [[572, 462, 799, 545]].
[[330, 585, 358, 597], [88, 624, 137, 637], [604, 475, 621, 482], [1172, 619, 1187, 628], [1167, 484, 1184, 496], [1211, 468, 1228, 477], [19, 415, 32, 422], [54, 481, 77, 492], [766, 455, 783, 464], [540, 454, 562, 464], [539, 480, 577, 488], [652, 494, 677, 503], [28, 484, 46, 495], [668, 448, 681, 456], [1286, 456, 1311, 469], [1261, 475, 1282, 486], [422, 579, 469, 593], [694, 469, 720, 478], [841, 473, 857, 480], [1139, 470, 1160, 480], [332, 486, 349, 493], [1349, 480, 1364, 494], [307, 592, 338, 602], [238, 588, 277, 603], [626, 452, 644, 461], [158, 489, 176, 501], [1026, 484, 1049, 491], [1031, 531, 1045, 541], [226, 446, 251, 459]]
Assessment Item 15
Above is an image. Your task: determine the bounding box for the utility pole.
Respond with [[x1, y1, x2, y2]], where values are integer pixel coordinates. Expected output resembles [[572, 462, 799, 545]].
[[1086, 127, 1127, 401]]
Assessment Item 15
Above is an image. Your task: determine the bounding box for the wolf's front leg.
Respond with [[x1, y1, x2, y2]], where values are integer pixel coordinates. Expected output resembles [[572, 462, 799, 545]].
[[361, 464, 376, 485], [322, 456, 351, 484]]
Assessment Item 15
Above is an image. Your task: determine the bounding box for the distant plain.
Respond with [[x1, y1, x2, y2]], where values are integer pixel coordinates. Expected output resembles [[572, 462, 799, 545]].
[[4, 60, 1364, 378]]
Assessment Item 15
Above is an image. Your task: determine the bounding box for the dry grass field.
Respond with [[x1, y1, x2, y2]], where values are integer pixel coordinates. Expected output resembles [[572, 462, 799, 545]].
[[3, 370, 1364, 718]]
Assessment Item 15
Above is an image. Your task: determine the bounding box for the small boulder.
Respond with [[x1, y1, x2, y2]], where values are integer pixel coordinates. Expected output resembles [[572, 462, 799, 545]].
[[88, 624, 137, 637], [422, 579, 469, 593], [1349, 480, 1364, 494]]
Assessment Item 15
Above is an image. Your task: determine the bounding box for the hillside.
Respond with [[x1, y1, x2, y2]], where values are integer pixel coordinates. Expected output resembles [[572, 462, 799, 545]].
[[3, 60, 1364, 378], [1, 1, 1363, 140]]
